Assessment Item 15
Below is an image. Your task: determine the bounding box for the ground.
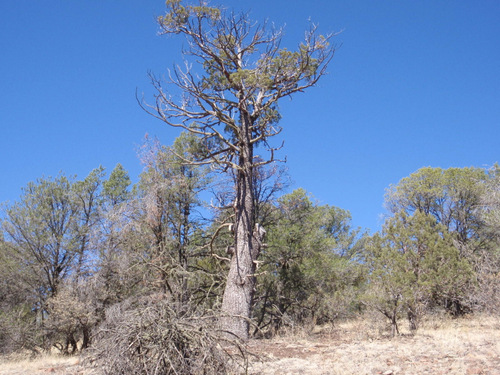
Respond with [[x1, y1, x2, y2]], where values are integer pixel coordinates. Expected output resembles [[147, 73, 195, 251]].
[[1, 315, 499, 374]]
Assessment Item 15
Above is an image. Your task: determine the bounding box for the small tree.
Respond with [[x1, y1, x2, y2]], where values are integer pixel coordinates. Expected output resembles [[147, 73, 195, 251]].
[[385, 167, 489, 251], [1, 170, 107, 351], [254, 189, 365, 334], [384, 166, 496, 315], [140, 0, 335, 339], [365, 211, 473, 335]]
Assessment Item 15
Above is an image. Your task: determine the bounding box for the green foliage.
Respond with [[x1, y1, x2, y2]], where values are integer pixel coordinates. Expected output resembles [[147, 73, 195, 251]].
[[0, 239, 41, 354], [148, 0, 335, 176], [384, 166, 500, 315], [2, 174, 80, 298], [365, 210, 474, 334], [159, 0, 221, 34], [0, 169, 114, 352], [254, 189, 365, 333], [103, 163, 131, 206], [148, 0, 335, 340], [385, 166, 488, 246], [482, 164, 500, 237], [133, 133, 211, 301]]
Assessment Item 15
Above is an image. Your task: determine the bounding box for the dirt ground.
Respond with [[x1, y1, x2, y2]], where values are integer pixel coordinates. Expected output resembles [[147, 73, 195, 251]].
[[1, 316, 499, 375], [246, 316, 500, 375]]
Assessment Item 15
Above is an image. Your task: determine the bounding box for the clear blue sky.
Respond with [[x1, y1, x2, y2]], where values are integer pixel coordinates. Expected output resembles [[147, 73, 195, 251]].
[[1, 1, 499, 232]]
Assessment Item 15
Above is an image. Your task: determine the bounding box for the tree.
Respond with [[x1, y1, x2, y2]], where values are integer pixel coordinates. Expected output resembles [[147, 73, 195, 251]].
[[0, 236, 39, 354], [1, 171, 108, 350], [365, 211, 473, 335], [384, 166, 495, 314], [102, 163, 131, 206], [135, 134, 209, 301], [254, 189, 365, 334], [2, 175, 79, 304], [481, 165, 500, 238], [385, 167, 489, 250], [140, 0, 335, 339], [88, 163, 141, 314], [72, 166, 106, 279]]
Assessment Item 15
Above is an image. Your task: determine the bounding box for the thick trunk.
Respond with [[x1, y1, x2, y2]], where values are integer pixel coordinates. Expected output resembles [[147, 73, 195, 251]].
[[220, 111, 263, 340]]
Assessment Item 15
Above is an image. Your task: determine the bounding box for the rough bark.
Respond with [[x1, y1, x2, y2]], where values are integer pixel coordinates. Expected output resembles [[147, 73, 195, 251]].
[[220, 113, 261, 340]]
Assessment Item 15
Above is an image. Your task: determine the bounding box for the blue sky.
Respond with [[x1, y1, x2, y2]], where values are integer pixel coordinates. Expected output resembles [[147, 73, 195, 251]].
[[1, 1, 499, 232]]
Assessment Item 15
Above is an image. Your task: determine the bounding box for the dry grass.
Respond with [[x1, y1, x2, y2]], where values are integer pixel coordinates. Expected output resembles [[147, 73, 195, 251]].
[[0, 353, 86, 375], [247, 315, 500, 375], [1, 315, 499, 374]]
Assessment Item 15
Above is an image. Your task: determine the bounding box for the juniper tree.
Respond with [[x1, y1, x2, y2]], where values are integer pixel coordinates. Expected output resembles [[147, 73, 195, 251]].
[[140, 0, 335, 339], [365, 211, 473, 334], [384, 166, 493, 315]]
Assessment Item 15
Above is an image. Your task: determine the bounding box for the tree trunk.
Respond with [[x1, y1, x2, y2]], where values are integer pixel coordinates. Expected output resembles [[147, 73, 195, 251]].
[[407, 307, 418, 331], [220, 112, 262, 340], [81, 325, 91, 350], [391, 311, 399, 338]]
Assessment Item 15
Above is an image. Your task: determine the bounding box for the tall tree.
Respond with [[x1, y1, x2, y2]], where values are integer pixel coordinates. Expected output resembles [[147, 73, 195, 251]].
[[140, 0, 334, 339], [136, 134, 209, 303], [102, 163, 131, 207], [72, 166, 106, 279]]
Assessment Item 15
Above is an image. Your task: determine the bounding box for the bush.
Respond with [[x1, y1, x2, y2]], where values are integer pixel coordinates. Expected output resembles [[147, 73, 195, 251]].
[[89, 294, 247, 375]]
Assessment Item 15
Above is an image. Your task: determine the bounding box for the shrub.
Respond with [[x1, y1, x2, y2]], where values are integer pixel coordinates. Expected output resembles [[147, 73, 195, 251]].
[[89, 294, 247, 375]]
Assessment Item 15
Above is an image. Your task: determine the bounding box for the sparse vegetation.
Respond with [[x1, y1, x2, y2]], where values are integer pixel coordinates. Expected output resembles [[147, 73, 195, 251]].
[[1, 2, 499, 374], [1, 315, 498, 375]]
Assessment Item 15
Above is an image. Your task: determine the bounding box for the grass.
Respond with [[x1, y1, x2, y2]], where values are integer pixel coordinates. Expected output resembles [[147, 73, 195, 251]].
[[1, 315, 499, 374], [0, 353, 83, 375], [246, 314, 500, 375]]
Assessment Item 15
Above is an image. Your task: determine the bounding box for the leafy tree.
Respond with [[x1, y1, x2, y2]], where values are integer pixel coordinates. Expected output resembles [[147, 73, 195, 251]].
[[365, 211, 473, 335], [254, 189, 364, 334], [92, 163, 138, 305], [384, 166, 496, 314], [0, 237, 39, 354], [2, 175, 79, 303], [102, 163, 131, 206], [1, 170, 109, 350], [481, 165, 500, 237], [385, 167, 489, 250], [72, 166, 106, 279], [140, 0, 335, 339]]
